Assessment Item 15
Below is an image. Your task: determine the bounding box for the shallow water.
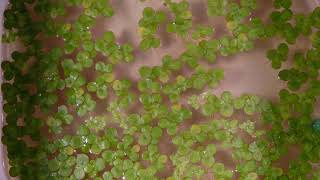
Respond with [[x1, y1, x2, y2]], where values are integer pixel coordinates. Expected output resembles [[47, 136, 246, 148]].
[[1, 0, 320, 179]]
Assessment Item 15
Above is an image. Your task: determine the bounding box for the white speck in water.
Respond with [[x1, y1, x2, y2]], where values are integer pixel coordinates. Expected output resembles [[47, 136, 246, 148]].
[[233, 169, 238, 173]]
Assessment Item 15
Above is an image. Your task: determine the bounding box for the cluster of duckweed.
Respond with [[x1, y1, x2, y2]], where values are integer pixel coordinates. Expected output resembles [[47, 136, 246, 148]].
[[2, 0, 320, 179]]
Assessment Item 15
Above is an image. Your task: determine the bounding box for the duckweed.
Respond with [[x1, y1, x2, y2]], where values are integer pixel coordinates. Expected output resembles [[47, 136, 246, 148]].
[[2, 0, 320, 179]]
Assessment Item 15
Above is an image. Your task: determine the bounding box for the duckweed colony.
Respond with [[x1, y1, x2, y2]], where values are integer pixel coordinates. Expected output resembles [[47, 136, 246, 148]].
[[2, 0, 320, 179]]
